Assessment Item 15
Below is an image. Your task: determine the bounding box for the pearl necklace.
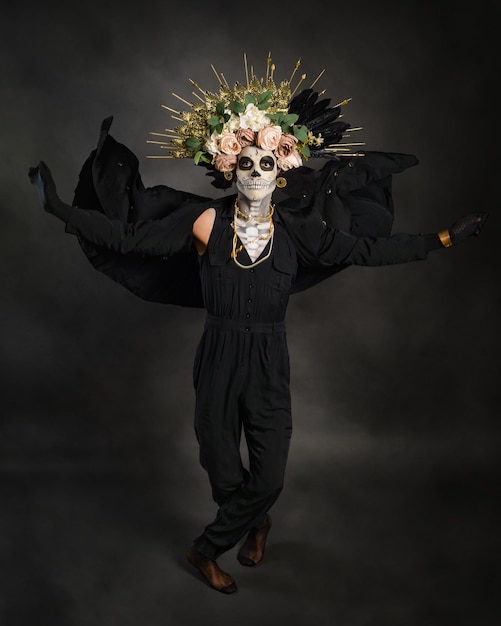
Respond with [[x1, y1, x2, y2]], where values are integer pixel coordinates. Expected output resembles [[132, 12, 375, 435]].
[[231, 199, 275, 268]]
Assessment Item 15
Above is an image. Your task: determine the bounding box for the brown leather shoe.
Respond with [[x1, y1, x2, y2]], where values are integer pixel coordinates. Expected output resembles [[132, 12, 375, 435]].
[[237, 514, 272, 567], [187, 546, 238, 594]]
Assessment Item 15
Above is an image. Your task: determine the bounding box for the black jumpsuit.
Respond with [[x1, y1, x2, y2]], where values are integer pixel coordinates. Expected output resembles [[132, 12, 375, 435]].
[[192, 202, 298, 559]]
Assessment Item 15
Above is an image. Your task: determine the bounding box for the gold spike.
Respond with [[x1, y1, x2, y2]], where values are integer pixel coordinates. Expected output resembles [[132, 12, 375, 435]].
[[309, 69, 325, 89], [146, 155, 174, 159], [333, 98, 352, 107], [146, 140, 174, 146], [211, 64, 222, 85], [345, 126, 363, 132], [192, 91, 205, 103], [289, 58, 301, 83], [270, 63, 275, 82], [189, 79, 206, 95], [291, 73, 307, 97], [171, 92, 193, 107], [266, 51, 272, 82], [324, 149, 365, 156], [171, 116, 184, 122], [149, 132, 179, 138], [219, 72, 231, 90], [243, 52, 249, 87], [161, 104, 181, 114], [319, 89, 327, 96], [328, 142, 365, 147]]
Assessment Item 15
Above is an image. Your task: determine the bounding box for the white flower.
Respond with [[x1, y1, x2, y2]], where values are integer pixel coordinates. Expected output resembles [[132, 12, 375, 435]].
[[205, 131, 222, 155], [226, 112, 241, 133], [238, 103, 271, 132]]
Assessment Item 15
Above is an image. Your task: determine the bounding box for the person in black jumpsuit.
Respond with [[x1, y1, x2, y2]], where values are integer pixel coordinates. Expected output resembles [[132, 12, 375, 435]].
[[29, 137, 487, 594]]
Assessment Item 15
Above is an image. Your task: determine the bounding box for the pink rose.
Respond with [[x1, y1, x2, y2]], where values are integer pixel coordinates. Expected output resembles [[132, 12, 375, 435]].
[[277, 149, 302, 171], [235, 128, 256, 147], [256, 125, 282, 151], [213, 153, 237, 172], [275, 133, 298, 157], [219, 133, 242, 156]]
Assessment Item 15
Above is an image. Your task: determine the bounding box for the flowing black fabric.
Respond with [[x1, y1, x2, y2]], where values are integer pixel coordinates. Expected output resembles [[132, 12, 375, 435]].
[[67, 117, 420, 306]]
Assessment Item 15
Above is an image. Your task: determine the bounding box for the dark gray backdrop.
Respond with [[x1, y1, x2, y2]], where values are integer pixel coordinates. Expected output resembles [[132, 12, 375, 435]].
[[1, 1, 499, 624]]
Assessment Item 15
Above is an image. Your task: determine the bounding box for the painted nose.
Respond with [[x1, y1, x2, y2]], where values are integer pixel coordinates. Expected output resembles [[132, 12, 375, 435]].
[[251, 170, 260, 177]]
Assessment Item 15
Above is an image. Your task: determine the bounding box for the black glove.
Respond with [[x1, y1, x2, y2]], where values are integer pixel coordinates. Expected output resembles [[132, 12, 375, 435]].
[[28, 161, 71, 221], [448, 212, 488, 245], [424, 212, 488, 252]]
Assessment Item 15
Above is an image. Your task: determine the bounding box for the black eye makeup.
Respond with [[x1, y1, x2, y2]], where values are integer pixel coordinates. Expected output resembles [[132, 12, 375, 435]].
[[238, 157, 253, 170], [237, 155, 276, 171], [260, 157, 275, 170]]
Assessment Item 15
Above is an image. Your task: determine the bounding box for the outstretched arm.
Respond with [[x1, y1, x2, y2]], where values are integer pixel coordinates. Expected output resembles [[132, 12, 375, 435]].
[[283, 206, 487, 267], [29, 162, 205, 258]]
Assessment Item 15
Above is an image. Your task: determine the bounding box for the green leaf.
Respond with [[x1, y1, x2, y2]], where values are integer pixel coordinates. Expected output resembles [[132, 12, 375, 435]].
[[194, 151, 211, 165], [257, 91, 272, 110], [185, 136, 202, 151], [283, 113, 299, 126], [230, 101, 245, 114], [267, 112, 284, 125], [293, 125, 308, 142], [257, 90, 272, 104], [215, 102, 225, 115], [207, 115, 221, 127], [244, 93, 257, 106], [300, 144, 311, 158]]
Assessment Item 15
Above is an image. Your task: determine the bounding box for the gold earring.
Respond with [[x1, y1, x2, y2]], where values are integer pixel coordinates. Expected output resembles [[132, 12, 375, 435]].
[[276, 176, 287, 188], [224, 171, 234, 181]]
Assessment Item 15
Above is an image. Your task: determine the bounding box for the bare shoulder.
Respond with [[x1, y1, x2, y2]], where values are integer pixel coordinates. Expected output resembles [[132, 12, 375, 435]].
[[193, 208, 216, 255]]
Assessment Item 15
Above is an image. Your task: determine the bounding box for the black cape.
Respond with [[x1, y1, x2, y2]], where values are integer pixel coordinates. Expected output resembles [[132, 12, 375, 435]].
[[69, 117, 418, 308]]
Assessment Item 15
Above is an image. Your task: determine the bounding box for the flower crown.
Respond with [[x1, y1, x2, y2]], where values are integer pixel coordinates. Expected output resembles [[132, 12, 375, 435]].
[[147, 54, 364, 178]]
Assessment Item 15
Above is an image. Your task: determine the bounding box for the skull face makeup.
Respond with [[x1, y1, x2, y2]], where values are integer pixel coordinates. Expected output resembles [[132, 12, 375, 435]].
[[235, 146, 278, 202]]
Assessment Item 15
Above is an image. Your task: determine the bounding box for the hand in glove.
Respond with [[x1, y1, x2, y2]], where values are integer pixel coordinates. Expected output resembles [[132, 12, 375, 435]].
[[438, 213, 488, 247], [28, 161, 71, 221]]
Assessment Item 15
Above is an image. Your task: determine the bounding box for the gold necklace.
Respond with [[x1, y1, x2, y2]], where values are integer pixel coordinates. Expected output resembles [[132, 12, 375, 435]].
[[231, 199, 275, 267], [234, 198, 275, 222]]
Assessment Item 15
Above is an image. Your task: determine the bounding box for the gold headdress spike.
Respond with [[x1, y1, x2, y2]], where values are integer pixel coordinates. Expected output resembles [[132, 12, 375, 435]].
[[309, 69, 325, 90], [147, 53, 364, 172], [289, 58, 301, 83]]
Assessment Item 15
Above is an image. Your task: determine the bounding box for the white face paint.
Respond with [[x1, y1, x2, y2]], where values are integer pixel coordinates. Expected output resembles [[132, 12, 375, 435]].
[[235, 146, 278, 202]]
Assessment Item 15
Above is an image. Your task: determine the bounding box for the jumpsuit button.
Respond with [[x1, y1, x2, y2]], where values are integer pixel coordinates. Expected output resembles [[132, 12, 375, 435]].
[[247, 298, 252, 303], [245, 327, 250, 332], [250, 268, 255, 273], [249, 283, 254, 288], [245, 313, 250, 318]]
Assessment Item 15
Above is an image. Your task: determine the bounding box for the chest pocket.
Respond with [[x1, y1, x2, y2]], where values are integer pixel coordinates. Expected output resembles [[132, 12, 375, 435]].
[[208, 243, 236, 287], [269, 253, 297, 293]]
